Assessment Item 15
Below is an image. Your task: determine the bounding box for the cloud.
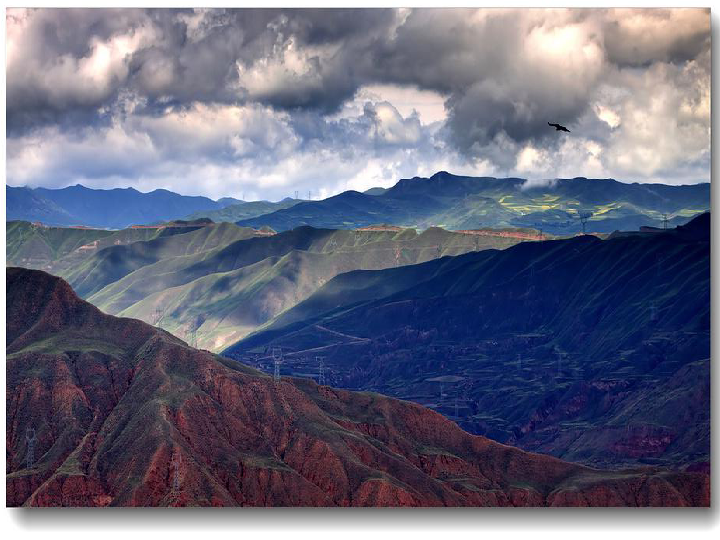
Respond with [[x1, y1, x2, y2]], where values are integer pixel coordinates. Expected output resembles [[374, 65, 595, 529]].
[[602, 8, 711, 67], [4, 8, 711, 197]]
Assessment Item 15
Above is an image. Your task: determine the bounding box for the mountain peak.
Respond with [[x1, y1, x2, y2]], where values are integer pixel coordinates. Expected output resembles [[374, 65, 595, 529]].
[[430, 170, 456, 180]]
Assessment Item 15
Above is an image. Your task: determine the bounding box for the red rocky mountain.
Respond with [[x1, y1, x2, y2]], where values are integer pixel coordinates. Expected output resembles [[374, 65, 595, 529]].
[[6, 268, 709, 507]]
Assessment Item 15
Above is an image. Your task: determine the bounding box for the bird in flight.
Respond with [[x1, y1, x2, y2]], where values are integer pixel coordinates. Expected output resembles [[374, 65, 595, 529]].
[[548, 122, 570, 133]]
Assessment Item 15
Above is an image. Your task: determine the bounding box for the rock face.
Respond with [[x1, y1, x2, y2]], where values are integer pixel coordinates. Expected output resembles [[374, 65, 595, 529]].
[[6, 268, 710, 507]]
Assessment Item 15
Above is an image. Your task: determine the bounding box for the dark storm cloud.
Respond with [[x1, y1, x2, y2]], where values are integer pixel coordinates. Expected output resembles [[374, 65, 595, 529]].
[[5, 7, 711, 194]]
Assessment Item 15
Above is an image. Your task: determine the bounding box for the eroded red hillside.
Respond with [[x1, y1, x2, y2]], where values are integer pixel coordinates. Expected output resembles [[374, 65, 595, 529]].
[[6, 268, 710, 507]]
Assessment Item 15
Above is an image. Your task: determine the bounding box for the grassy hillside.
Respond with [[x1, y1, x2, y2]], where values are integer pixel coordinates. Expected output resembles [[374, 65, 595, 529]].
[[62, 222, 260, 298], [6, 221, 173, 272], [95, 226, 532, 351], [7, 217, 544, 353]]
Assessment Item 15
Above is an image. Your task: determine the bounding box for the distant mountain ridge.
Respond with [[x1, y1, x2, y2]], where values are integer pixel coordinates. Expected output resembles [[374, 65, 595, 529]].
[[6, 185, 241, 229], [182, 197, 303, 223], [235, 173, 709, 233], [8, 173, 709, 232]]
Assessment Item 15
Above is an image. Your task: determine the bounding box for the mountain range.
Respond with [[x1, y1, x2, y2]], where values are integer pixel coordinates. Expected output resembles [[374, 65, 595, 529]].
[[6, 267, 709, 506], [7, 220, 539, 352], [5, 173, 711, 476], [234, 173, 709, 234], [7, 174, 709, 234], [6, 185, 242, 229], [227, 214, 710, 470]]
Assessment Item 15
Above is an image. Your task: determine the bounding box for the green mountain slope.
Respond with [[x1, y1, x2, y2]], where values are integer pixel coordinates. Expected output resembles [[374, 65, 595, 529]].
[[7, 218, 545, 353], [62, 222, 260, 298], [5, 221, 176, 273], [95, 226, 530, 351]]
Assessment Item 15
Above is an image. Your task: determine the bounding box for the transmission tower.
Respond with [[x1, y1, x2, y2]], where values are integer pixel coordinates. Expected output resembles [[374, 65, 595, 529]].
[[317, 356, 326, 386], [295, 190, 299, 200], [307, 190, 312, 200], [436, 244, 442, 258], [578, 212, 593, 235], [25, 426, 36, 470], [328, 238, 337, 253], [272, 347, 283, 382], [172, 453, 181, 494], [554, 348, 565, 377], [394, 246, 402, 267], [151, 306, 166, 326], [662, 213, 669, 230], [187, 328, 197, 349]]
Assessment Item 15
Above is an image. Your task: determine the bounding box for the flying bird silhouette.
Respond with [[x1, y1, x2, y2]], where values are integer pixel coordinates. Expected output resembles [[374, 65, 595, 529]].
[[548, 122, 570, 133]]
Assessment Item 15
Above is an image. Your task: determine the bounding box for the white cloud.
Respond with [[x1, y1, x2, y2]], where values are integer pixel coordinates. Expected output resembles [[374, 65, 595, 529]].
[[4, 8, 711, 198]]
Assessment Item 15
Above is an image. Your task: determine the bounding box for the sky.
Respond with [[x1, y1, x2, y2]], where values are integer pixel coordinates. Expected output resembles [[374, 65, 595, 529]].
[[4, 7, 711, 201]]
